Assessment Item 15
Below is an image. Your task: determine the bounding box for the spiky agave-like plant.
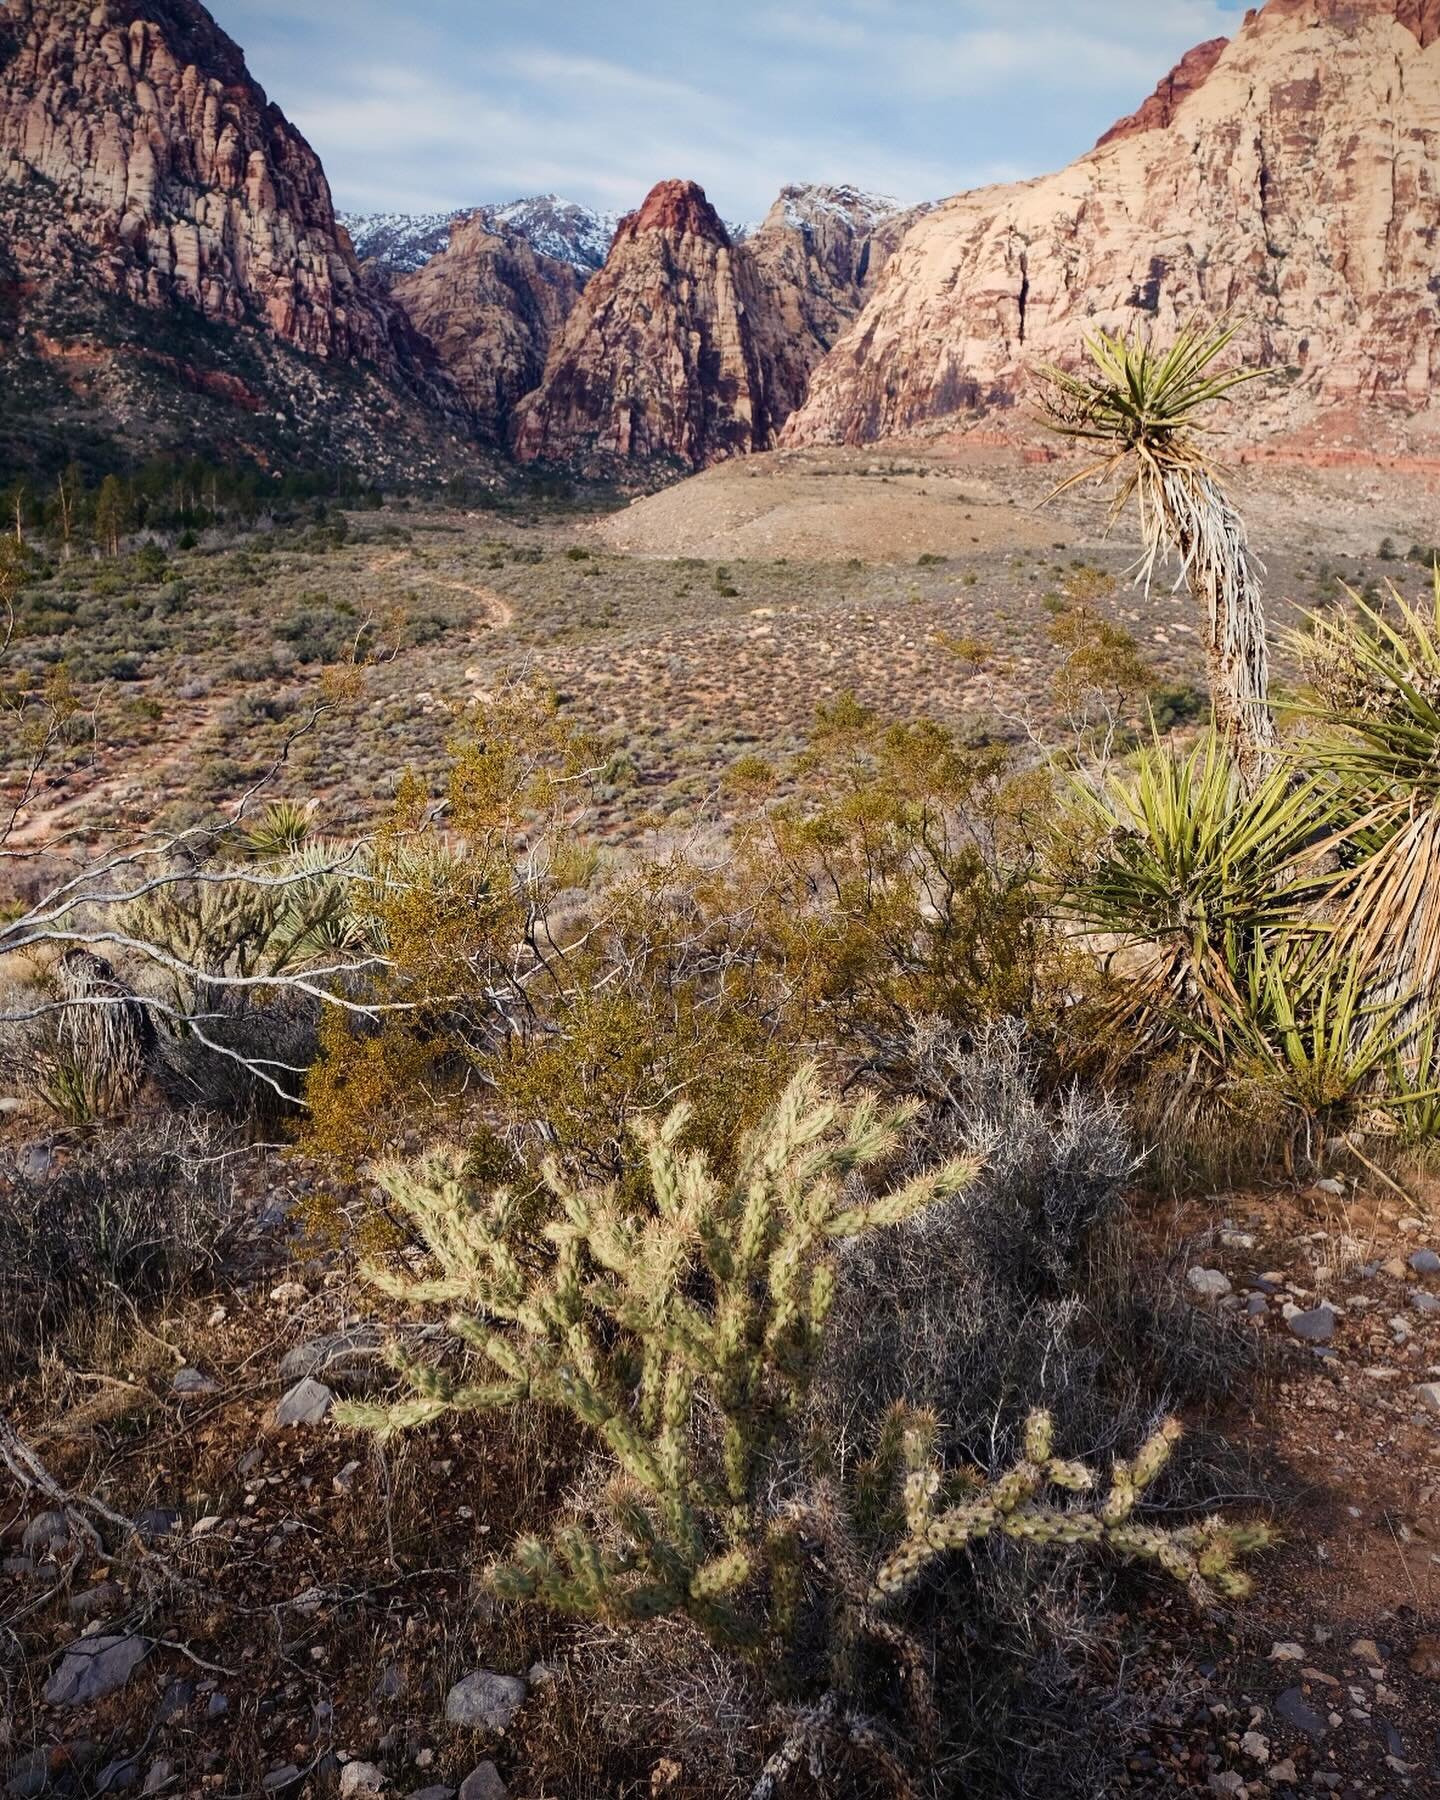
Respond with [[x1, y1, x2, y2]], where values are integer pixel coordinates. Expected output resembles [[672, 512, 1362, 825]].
[[1292, 565, 1440, 1042], [1039, 319, 1277, 786]]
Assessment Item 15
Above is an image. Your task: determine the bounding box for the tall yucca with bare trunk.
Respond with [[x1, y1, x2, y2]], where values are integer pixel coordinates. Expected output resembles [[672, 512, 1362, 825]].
[[1039, 321, 1277, 786]]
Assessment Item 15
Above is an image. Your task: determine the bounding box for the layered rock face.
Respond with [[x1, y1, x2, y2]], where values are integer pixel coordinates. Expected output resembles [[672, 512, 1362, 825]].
[[0, 0, 405, 364], [0, 0, 469, 474], [786, 0, 1440, 450], [509, 180, 766, 470], [737, 185, 921, 435], [509, 180, 922, 470], [392, 215, 582, 438]]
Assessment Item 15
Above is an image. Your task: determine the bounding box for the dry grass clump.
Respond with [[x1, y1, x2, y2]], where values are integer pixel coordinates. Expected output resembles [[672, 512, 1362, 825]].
[[0, 1112, 239, 1379]]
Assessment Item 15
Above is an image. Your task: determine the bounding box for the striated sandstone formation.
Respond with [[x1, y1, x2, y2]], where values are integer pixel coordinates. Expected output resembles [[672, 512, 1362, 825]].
[[737, 185, 923, 437], [785, 0, 1440, 453], [0, 0, 470, 474], [510, 180, 925, 471], [1095, 38, 1229, 146], [509, 180, 766, 471], [392, 215, 581, 439]]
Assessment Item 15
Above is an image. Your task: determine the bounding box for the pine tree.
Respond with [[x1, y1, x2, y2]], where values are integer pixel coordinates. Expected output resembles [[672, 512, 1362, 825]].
[[94, 474, 128, 557]]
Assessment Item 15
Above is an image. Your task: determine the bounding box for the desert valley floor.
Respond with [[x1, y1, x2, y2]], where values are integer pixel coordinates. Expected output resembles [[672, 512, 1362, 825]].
[[6, 444, 1437, 850]]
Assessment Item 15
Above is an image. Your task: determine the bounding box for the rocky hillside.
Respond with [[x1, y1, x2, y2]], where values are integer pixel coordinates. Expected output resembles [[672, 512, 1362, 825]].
[[738, 184, 924, 443], [390, 215, 582, 439], [508, 181, 920, 471], [508, 180, 763, 472], [337, 210, 461, 277], [0, 0, 475, 479], [785, 0, 1440, 455]]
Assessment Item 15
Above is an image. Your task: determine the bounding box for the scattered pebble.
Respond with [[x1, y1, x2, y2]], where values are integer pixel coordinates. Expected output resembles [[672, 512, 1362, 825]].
[[457, 1766, 507, 1800], [1188, 1267, 1232, 1300], [339, 1763, 385, 1798], [444, 1670, 528, 1731], [43, 1634, 148, 1707], [1286, 1306, 1336, 1344], [273, 1378, 335, 1428]]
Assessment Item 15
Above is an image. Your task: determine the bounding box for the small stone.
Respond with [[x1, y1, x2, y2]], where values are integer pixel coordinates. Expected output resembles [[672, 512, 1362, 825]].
[[444, 1670, 528, 1731], [1222, 1230, 1257, 1250], [17, 1142, 53, 1180], [1209, 1775, 1245, 1795], [269, 1282, 308, 1304], [1409, 1248, 1440, 1274], [171, 1368, 217, 1396], [22, 1510, 70, 1554], [1407, 1635, 1440, 1678], [67, 1581, 125, 1621], [333, 1460, 362, 1496], [4, 1750, 51, 1800], [261, 1769, 302, 1793], [409, 1790, 456, 1800], [43, 1633, 148, 1706], [1266, 1759, 1297, 1786], [206, 1692, 229, 1718], [1273, 1687, 1327, 1737], [273, 1379, 334, 1428], [1188, 1267, 1232, 1300], [457, 1766, 506, 1800], [1312, 1177, 1345, 1196], [1415, 1382, 1440, 1416], [339, 1763, 385, 1798], [1410, 1290, 1440, 1315], [141, 1760, 173, 1797], [1269, 1642, 1306, 1661], [95, 1761, 140, 1795], [279, 1326, 382, 1383], [1349, 1637, 1383, 1663], [133, 1508, 181, 1545], [1246, 1293, 1269, 1316], [1287, 1306, 1335, 1344], [155, 1678, 194, 1722], [1241, 1730, 1270, 1763], [1381, 1257, 1409, 1279]]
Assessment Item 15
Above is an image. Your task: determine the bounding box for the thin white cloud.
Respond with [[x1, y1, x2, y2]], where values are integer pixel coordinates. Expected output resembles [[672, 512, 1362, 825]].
[[223, 0, 1252, 218]]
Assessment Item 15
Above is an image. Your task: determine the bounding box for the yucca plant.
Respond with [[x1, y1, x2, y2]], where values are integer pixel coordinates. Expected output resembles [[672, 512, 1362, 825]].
[[1039, 320, 1277, 785], [1219, 934, 1409, 1158], [1291, 567, 1440, 1033], [1062, 730, 1335, 1052]]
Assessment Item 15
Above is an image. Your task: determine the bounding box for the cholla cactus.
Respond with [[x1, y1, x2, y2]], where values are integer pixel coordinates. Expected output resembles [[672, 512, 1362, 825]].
[[344, 1065, 978, 1646], [872, 1409, 1271, 1607], [344, 1067, 1270, 1661]]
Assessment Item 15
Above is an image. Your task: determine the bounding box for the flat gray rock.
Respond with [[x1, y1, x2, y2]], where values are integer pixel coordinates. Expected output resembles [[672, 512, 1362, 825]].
[[444, 1670, 527, 1731], [22, 1511, 69, 1554], [1416, 1382, 1440, 1415], [67, 1583, 124, 1624], [1287, 1307, 1336, 1344], [339, 1763, 385, 1798], [1273, 1686, 1327, 1738], [279, 1326, 382, 1384], [1411, 1290, 1440, 1316], [172, 1368, 218, 1397], [273, 1379, 335, 1428], [1409, 1247, 1440, 1274], [1187, 1267, 1232, 1300], [44, 1633, 148, 1707], [458, 1765, 506, 1800]]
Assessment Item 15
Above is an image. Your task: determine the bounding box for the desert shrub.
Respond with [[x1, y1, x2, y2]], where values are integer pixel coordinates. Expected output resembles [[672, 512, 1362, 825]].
[[299, 690, 1065, 1177], [0, 1113, 237, 1377], [345, 1066, 1268, 1796]]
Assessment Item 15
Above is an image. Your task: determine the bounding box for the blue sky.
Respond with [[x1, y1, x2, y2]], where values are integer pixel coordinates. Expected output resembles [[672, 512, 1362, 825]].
[[223, 0, 1251, 221]]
